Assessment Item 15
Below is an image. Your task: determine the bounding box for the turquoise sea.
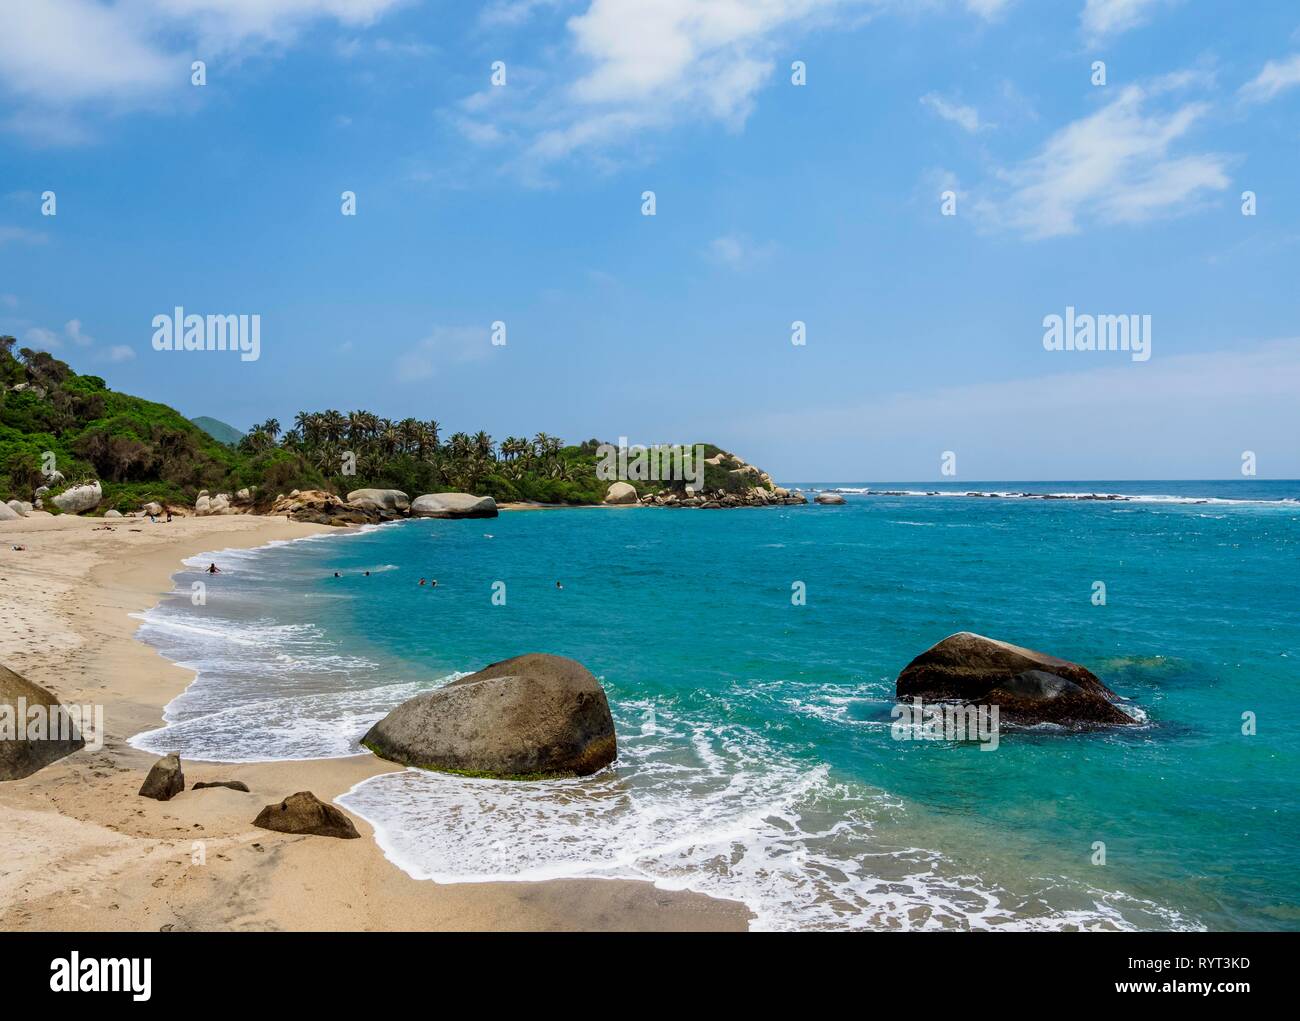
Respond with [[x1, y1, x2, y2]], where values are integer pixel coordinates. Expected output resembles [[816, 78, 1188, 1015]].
[[130, 481, 1300, 931]]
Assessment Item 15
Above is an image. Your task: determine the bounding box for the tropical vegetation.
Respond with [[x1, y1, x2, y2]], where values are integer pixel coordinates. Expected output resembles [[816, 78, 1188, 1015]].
[[1, 341, 747, 512]]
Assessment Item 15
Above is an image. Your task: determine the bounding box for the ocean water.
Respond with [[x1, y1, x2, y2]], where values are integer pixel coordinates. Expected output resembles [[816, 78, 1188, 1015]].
[[130, 482, 1300, 931]]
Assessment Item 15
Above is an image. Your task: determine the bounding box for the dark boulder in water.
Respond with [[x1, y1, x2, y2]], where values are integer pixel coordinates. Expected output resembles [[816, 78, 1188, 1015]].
[[193, 780, 250, 792], [362, 653, 617, 779], [895, 632, 1135, 726]]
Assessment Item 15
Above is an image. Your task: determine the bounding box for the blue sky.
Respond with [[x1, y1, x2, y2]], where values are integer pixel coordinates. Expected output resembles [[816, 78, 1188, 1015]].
[[2, 0, 1298, 480]]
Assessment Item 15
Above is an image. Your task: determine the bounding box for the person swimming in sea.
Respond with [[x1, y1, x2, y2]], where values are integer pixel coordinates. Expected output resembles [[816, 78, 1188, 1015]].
[[207, 563, 221, 574], [333, 572, 340, 578], [556, 581, 563, 590], [418, 578, 426, 586]]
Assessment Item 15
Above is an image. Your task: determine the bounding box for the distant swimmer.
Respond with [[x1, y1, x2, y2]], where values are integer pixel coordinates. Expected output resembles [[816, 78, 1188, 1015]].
[[431, 580, 438, 588], [364, 571, 370, 577], [207, 563, 221, 574], [333, 572, 340, 578], [418, 578, 427, 586], [556, 581, 563, 590]]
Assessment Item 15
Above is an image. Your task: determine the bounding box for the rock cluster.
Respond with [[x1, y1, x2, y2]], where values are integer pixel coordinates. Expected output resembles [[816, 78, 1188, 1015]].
[[269, 489, 388, 525], [648, 450, 805, 509], [645, 486, 806, 509]]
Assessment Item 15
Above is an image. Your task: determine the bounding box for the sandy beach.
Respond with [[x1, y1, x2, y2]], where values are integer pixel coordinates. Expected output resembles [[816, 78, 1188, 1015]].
[[0, 513, 749, 932]]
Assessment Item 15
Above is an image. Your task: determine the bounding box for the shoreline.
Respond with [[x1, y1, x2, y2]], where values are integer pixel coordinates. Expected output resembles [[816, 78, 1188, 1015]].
[[0, 514, 750, 931]]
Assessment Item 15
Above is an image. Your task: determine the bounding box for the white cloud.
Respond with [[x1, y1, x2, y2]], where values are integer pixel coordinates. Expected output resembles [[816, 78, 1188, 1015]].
[[22, 327, 64, 352], [1239, 54, 1300, 104], [64, 319, 94, 347], [0, 226, 49, 246], [977, 81, 1229, 239], [480, 0, 565, 28], [459, 0, 870, 168], [920, 91, 981, 133], [99, 344, 137, 363], [0, 0, 408, 142], [395, 325, 494, 382], [20, 319, 120, 358], [0, 0, 176, 106], [705, 233, 777, 269], [1080, 0, 1172, 39], [964, 0, 1012, 19]]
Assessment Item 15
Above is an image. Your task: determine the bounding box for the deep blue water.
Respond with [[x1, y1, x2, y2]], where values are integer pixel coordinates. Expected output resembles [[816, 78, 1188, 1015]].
[[131, 482, 1300, 930]]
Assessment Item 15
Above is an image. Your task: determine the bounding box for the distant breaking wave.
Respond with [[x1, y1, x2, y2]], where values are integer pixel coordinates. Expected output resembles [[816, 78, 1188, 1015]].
[[805, 488, 1299, 507]]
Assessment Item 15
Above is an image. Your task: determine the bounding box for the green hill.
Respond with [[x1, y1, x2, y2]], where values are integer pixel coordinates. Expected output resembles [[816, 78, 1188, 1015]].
[[0, 338, 324, 512], [1, 336, 777, 514], [190, 416, 245, 446]]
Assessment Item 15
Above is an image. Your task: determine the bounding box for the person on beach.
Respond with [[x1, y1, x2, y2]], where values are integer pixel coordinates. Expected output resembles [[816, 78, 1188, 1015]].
[[207, 563, 221, 574]]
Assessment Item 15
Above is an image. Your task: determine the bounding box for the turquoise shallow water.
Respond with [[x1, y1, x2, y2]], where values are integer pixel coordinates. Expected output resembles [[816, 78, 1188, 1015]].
[[131, 482, 1300, 930]]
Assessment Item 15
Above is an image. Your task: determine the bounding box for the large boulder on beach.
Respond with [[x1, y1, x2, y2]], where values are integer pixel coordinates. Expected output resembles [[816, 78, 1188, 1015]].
[[0, 503, 20, 522], [896, 632, 1135, 726], [604, 482, 639, 505], [138, 753, 186, 800], [362, 653, 617, 779], [51, 481, 102, 514], [409, 492, 498, 519], [253, 791, 359, 839], [347, 488, 409, 513], [0, 665, 86, 780], [6, 499, 31, 517]]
